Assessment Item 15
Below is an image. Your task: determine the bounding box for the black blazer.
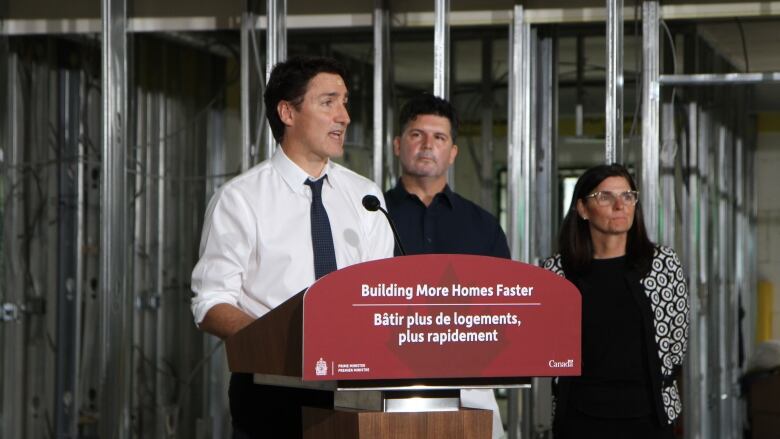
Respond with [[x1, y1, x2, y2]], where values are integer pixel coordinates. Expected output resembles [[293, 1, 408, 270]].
[[542, 246, 689, 425]]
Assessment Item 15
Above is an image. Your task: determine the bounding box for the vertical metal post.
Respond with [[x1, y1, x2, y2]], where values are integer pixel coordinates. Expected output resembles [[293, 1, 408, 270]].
[[372, 1, 388, 187], [659, 101, 675, 246], [507, 5, 533, 439], [54, 67, 83, 439], [433, 0, 450, 100], [205, 85, 229, 438], [707, 115, 720, 439], [266, 0, 287, 158], [683, 101, 704, 439], [533, 34, 557, 437], [433, 0, 452, 186], [480, 37, 494, 211], [606, 0, 624, 164], [733, 133, 744, 439], [697, 107, 711, 439], [575, 36, 585, 137], [100, 0, 132, 436], [716, 124, 729, 439], [154, 91, 167, 437], [641, 1, 660, 242], [1, 47, 25, 439], [508, 5, 531, 264], [536, 35, 556, 261], [240, 0, 252, 171]]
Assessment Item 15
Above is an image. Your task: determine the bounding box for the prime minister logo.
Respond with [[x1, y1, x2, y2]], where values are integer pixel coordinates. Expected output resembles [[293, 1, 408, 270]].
[[315, 358, 328, 376]]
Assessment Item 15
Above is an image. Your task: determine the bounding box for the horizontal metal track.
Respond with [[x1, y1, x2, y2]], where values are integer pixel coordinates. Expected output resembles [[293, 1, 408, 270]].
[[3, 2, 780, 35]]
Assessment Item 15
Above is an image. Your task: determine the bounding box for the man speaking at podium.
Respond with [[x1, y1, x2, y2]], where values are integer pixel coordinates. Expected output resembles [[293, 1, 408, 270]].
[[191, 57, 394, 438]]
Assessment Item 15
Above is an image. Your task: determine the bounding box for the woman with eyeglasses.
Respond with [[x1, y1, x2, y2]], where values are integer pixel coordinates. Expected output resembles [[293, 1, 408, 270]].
[[542, 164, 688, 439]]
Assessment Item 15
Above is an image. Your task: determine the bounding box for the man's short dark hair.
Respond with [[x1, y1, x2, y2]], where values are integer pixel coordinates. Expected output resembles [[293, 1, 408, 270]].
[[264, 56, 350, 143], [398, 94, 459, 140]]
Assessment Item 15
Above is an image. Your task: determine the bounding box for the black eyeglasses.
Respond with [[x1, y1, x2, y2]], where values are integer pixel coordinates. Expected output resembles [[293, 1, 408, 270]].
[[584, 190, 640, 206]]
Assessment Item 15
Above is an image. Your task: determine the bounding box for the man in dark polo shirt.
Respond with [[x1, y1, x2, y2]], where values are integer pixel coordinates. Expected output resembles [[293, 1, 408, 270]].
[[384, 93, 509, 438]]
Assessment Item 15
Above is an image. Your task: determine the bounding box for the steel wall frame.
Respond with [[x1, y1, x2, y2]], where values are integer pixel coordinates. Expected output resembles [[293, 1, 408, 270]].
[[265, 0, 286, 159], [532, 31, 558, 437], [5, 2, 780, 35], [659, 100, 676, 246], [54, 65, 84, 439], [433, 0, 453, 186], [660, 72, 780, 84], [0, 45, 26, 439], [204, 65, 230, 439], [372, 0, 389, 187], [639, 5, 764, 439], [605, 0, 624, 164], [480, 36, 495, 211], [99, 0, 132, 437], [240, 1, 252, 172], [506, 5, 533, 439], [682, 100, 704, 439], [642, 0, 660, 243], [433, 0, 450, 100], [0, 3, 768, 439]]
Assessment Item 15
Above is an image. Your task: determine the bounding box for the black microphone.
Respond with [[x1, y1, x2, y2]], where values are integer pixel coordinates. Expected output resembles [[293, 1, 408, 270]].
[[362, 195, 407, 256]]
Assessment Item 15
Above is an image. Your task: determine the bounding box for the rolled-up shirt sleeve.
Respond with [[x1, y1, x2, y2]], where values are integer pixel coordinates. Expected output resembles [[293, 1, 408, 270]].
[[191, 186, 257, 325]]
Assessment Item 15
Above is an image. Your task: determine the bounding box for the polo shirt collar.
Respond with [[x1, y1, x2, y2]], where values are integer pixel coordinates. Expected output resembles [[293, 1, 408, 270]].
[[272, 148, 336, 195], [392, 178, 455, 208]]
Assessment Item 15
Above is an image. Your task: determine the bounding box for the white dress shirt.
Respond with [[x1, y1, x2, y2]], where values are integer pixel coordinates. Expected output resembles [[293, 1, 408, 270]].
[[191, 148, 394, 324]]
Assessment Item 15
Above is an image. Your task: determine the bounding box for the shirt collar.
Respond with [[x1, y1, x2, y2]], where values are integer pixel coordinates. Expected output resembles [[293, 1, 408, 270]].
[[272, 148, 336, 195], [392, 178, 455, 208]]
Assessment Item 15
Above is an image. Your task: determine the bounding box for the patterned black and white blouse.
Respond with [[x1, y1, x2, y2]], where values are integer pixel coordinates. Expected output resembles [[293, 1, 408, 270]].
[[542, 245, 689, 424]]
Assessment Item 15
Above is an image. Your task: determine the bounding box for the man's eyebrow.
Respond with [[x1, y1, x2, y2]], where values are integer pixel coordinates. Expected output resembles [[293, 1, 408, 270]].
[[409, 127, 449, 137], [317, 92, 349, 99]]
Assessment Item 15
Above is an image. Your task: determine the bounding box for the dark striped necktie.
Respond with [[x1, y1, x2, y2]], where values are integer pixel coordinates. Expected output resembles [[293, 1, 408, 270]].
[[304, 177, 337, 279]]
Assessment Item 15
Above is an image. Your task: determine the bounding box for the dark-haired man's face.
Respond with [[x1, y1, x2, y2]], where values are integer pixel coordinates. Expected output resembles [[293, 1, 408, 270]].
[[278, 72, 350, 169], [393, 114, 458, 180]]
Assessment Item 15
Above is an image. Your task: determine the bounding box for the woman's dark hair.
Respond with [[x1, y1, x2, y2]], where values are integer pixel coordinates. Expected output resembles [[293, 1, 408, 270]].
[[558, 163, 655, 277], [264, 56, 350, 143]]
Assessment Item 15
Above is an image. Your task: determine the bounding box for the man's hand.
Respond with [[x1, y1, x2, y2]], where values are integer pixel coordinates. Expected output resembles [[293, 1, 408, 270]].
[[199, 304, 256, 339]]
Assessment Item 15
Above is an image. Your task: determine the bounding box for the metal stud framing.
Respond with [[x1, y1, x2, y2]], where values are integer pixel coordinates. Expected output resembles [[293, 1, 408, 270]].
[[372, 0, 388, 187], [1, 46, 25, 439], [433, 0, 450, 100], [641, 0, 660, 242], [99, 0, 132, 437], [266, 0, 286, 158], [54, 67, 84, 439], [240, 1, 252, 171], [605, 0, 624, 164], [507, 5, 534, 439], [0, 4, 769, 439]]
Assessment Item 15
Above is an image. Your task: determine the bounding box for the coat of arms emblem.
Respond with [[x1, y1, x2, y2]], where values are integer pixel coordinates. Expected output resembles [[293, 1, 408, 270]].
[[315, 357, 328, 376]]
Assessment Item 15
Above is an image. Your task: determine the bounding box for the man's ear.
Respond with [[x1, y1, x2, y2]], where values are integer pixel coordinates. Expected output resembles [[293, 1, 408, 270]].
[[392, 136, 401, 157], [449, 143, 459, 165], [278, 101, 294, 127]]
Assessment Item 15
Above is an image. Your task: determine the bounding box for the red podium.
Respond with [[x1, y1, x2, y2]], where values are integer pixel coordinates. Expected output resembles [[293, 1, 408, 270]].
[[226, 254, 581, 438]]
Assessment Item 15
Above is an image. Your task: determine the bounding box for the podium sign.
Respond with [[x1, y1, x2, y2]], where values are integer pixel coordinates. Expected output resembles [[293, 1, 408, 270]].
[[302, 254, 580, 381]]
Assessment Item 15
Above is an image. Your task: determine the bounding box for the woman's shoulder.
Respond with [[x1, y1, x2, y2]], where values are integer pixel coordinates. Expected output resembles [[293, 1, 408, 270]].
[[648, 245, 684, 275], [541, 254, 565, 276], [651, 245, 682, 263]]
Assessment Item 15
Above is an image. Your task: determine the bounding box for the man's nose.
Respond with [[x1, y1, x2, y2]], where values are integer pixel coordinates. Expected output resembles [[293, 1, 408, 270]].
[[420, 133, 432, 149], [335, 102, 350, 125]]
